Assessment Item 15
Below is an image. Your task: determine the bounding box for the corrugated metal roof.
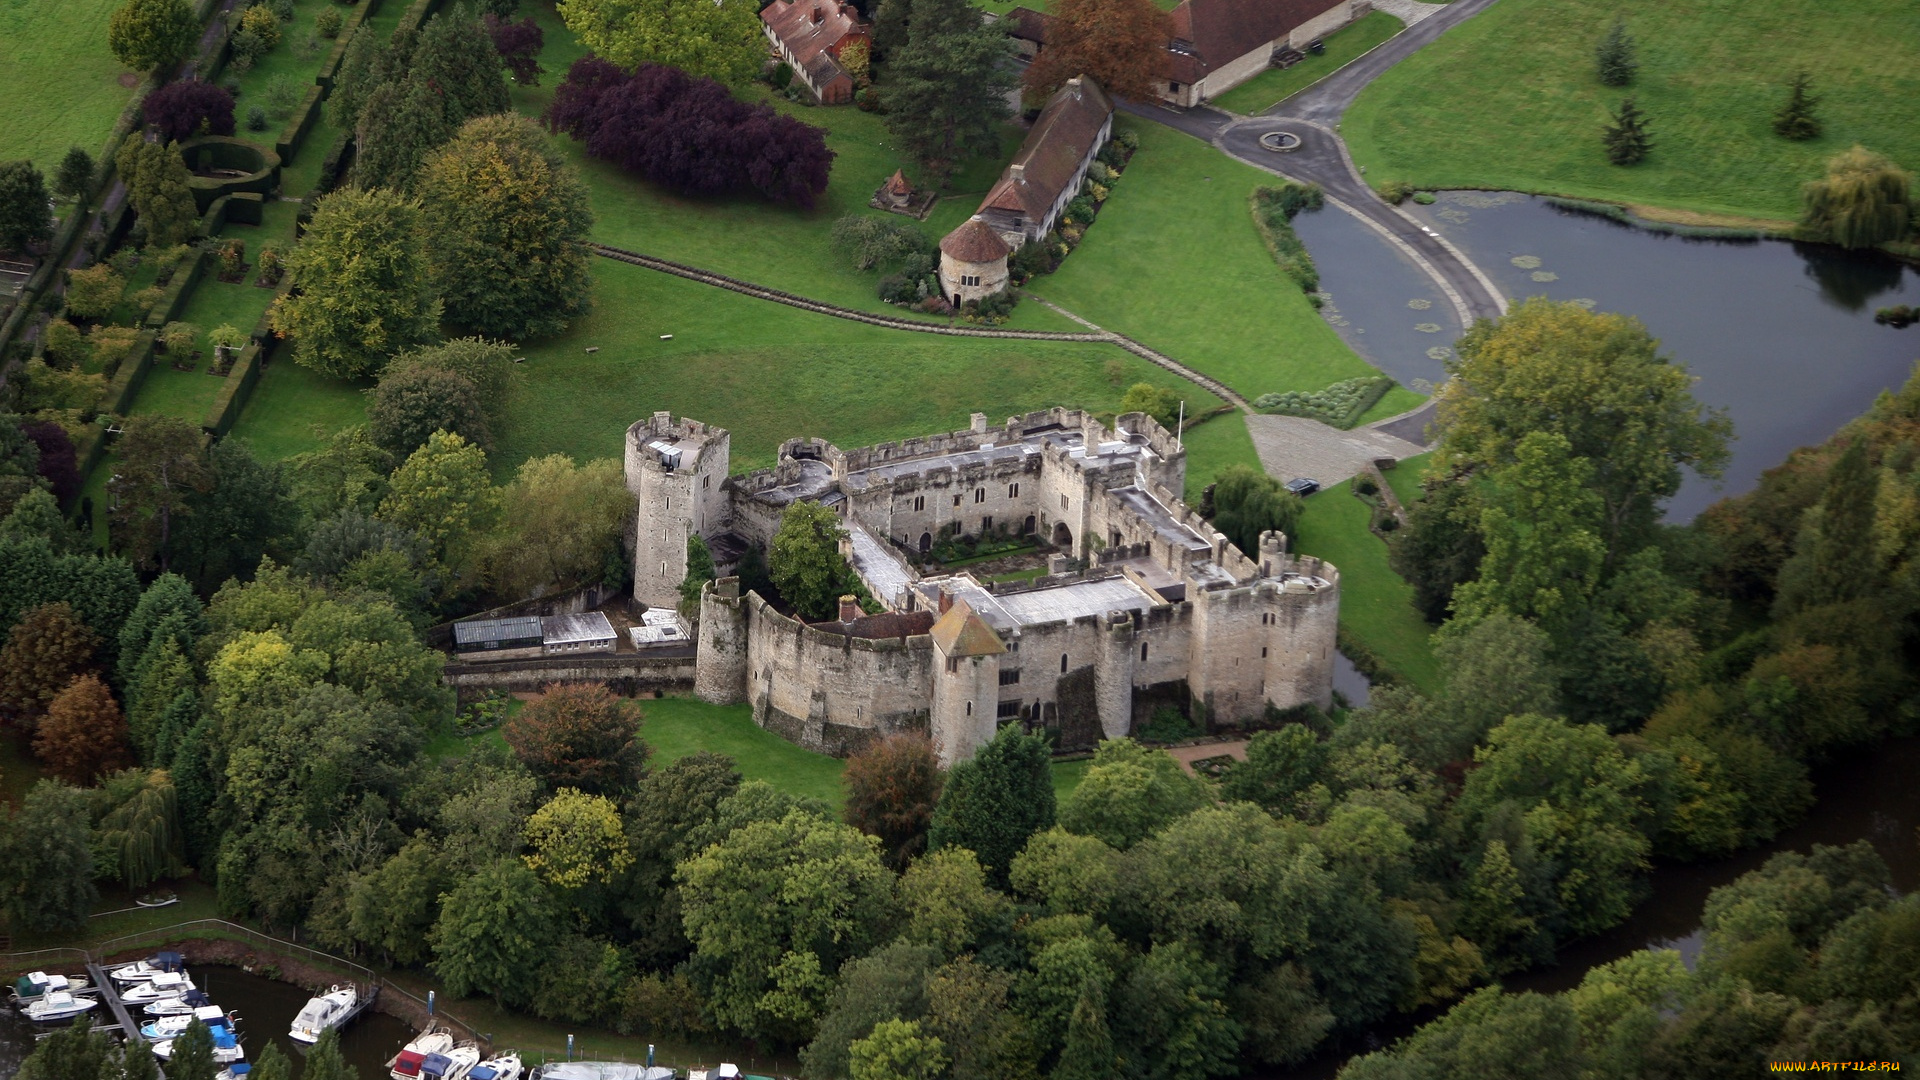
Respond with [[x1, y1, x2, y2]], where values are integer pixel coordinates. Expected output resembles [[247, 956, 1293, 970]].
[[541, 611, 616, 644], [452, 616, 543, 645]]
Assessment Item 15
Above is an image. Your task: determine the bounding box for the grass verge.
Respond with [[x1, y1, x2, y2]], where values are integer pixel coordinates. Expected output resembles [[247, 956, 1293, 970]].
[[637, 697, 848, 808], [1210, 11, 1405, 115], [1290, 479, 1439, 691], [1342, 0, 1920, 222], [0, 0, 137, 169]]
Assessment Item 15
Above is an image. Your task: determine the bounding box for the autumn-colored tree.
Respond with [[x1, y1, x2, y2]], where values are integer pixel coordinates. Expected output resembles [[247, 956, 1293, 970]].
[[35, 674, 134, 783], [1024, 0, 1170, 104], [843, 733, 945, 869], [0, 601, 102, 723], [503, 682, 650, 795]]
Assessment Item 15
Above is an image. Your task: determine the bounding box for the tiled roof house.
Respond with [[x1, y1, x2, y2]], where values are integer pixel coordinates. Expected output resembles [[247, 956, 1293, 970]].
[[761, 0, 870, 104], [974, 76, 1114, 248], [1158, 0, 1366, 107]]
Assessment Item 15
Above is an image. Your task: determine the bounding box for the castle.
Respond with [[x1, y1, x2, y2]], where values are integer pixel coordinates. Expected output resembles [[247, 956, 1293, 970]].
[[624, 408, 1340, 765]]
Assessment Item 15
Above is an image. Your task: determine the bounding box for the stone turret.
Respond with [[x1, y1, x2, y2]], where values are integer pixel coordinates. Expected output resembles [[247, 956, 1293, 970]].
[[696, 576, 748, 704], [625, 412, 731, 610], [928, 599, 1004, 765], [937, 216, 1012, 308], [1094, 610, 1135, 740]]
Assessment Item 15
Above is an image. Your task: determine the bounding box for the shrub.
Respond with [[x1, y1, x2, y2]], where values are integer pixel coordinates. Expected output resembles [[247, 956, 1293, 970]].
[[1136, 706, 1199, 742], [228, 29, 263, 71], [1251, 185, 1322, 293], [485, 14, 544, 85], [246, 105, 268, 131], [771, 62, 792, 89], [256, 242, 284, 285], [1252, 375, 1396, 429], [160, 321, 199, 354], [1412, 191, 1437, 205], [43, 320, 88, 368], [239, 3, 281, 49], [961, 289, 1017, 325], [143, 80, 236, 143], [220, 74, 243, 97], [64, 264, 126, 321], [1115, 130, 1139, 152], [545, 57, 832, 208], [1375, 179, 1414, 204], [1119, 382, 1181, 428], [1009, 238, 1059, 283], [218, 238, 245, 279], [316, 6, 342, 37], [832, 214, 932, 272], [270, 0, 294, 20], [1063, 195, 1096, 226], [209, 324, 246, 352], [856, 86, 883, 113], [265, 73, 302, 118]]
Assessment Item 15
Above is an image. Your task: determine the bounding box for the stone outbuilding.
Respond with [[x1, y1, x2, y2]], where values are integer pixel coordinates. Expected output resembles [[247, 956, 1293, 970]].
[[975, 76, 1114, 248], [1157, 0, 1367, 107], [760, 0, 869, 104], [938, 216, 1013, 308]]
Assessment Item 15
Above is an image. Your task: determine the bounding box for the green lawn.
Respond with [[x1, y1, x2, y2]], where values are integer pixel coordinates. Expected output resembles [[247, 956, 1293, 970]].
[[1051, 757, 1090, 802], [1343, 0, 1920, 223], [1210, 11, 1404, 115], [490, 257, 1227, 476], [0, 0, 136, 171], [1178, 412, 1261, 502], [228, 353, 371, 459], [1290, 479, 1439, 691], [1384, 449, 1431, 507], [509, 0, 1075, 333], [1025, 118, 1391, 401], [638, 698, 848, 806]]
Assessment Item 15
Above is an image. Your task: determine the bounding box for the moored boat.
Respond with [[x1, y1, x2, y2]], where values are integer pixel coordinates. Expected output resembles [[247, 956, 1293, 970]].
[[288, 985, 357, 1044], [11, 972, 91, 1003], [154, 1014, 243, 1064], [420, 1045, 481, 1080], [141, 1005, 235, 1042], [533, 1064, 677, 1080], [469, 1052, 523, 1080], [110, 952, 186, 984], [122, 971, 196, 1004], [216, 1065, 252, 1080], [146, 990, 215, 1016], [390, 1031, 455, 1080], [21, 991, 99, 1023]]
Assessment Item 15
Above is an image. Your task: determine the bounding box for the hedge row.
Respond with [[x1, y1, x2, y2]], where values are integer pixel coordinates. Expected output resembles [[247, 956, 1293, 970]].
[[203, 342, 263, 435], [276, 85, 326, 164], [1252, 375, 1395, 430], [199, 192, 266, 238], [317, 0, 392, 89], [102, 330, 160, 415], [144, 248, 211, 330], [249, 274, 293, 346]]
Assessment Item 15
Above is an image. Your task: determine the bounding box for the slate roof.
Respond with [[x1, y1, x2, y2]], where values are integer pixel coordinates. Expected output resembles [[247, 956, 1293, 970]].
[[1005, 6, 1050, 44], [1165, 0, 1345, 81], [929, 600, 1007, 657], [977, 76, 1113, 222], [761, 0, 866, 68], [940, 217, 1014, 263]]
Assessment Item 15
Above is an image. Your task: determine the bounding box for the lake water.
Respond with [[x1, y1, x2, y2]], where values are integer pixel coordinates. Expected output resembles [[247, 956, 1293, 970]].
[[1294, 192, 1920, 520]]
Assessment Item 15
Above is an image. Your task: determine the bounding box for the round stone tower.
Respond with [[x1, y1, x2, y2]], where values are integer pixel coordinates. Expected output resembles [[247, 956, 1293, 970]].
[[937, 216, 1012, 308]]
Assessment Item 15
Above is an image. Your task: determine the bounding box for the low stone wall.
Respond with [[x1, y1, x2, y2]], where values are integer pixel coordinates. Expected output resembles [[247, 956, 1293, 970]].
[[441, 652, 696, 698]]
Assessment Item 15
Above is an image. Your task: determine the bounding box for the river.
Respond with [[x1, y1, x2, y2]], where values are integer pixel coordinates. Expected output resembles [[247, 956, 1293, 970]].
[[1293, 191, 1920, 520]]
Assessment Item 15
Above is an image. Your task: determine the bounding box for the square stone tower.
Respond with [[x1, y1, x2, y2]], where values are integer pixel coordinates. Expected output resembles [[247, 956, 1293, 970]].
[[625, 413, 731, 610]]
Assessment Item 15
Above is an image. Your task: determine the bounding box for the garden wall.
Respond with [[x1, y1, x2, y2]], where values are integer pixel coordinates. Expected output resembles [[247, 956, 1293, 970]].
[[203, 343, 262, 436], [440, 653, 698, 697], [317, 0, 391, 88]]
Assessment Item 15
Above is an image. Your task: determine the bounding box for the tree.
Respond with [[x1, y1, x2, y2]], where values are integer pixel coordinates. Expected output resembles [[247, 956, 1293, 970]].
[[850, 1018, 949, 1080], [166, 1021, 217, 1080], [53, 147, 95, 203], [23, 419, 81, 507], [0, 161, 53, 253], [1602, 97, 1653, 166], [1053, 983, 1116, 1080], [376, 430, 502, 576], [109, 0, 198, 72], [1024, 0, 1169, 103], [544, 58, 833, 207], [419, 114, 595, 339], [1119, 383, 1181, 430], [801, 942, 939, 1080], [345, 838, 448, 964], [679, 535, 717, 613], [0, 601, 102, 721], [1772, 440, 1880, 616], [488, 454, 630, 598], [0, 780, 98, 934], [1434, 298, 1729, 562], [115, 138, 199, 247], [1347, 987, 1588, 1080], [1593, 16, 1636, 87], [927, 722, 1056, 886], [109, 414, 211, 572], [503, 682, 650, 795], [557, 0, 765, 86], [15, 1014, 114, 1080], [925, 957, 1040, 1080], [432, 855, 560, 1005], [486, 14, 545, 84], [832, 214, 934, 272], [1209, 465, 1302, 559], [272, 188, 441, 379], [91, 768, 185, 888], [1057, 737, 1208, 850], [1112, 943, 1241, 1080], [898, 847, 1011, 960], [844, 734, 945, 868], [1220, 724, 1329, 818], [143, 80, 236, 143], [769, 500, 859, 620], [677, 809, 896, 1041], [1800, 145, 1914, 250], [63, 263, 126, 320], [302, 1030, 354, 1080], [524, 787, 634, 887], [1772, 71, 1821, 140], [414, 6, 512, 122], [248, 1044, 291, 1080], [35, 674, 133, 783], [115, 1037, 164, 1080], [368, 364, 491, 457], [173, 437, 300, 596], [2, 488, 84, 553], [353, 76, 456, 191], [328, 26, 384, 130], [883, 0, 1016, 181], [1449, 431, 1607, 630]]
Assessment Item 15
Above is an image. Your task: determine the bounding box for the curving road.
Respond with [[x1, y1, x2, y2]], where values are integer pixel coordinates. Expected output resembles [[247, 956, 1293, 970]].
[[1117, 0, 1510, 330]]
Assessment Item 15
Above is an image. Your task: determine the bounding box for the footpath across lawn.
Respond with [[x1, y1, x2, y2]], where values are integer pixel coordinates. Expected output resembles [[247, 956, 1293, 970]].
[[1211, 10, 1404, 116], [491, 257, 1228, 475], [1026, 118, 1391, 402], [1343, 0, 1920, 223]]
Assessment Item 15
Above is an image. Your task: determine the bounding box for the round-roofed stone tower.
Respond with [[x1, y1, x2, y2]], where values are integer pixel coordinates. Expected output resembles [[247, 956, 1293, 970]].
[[937, 216, 1012, 308]]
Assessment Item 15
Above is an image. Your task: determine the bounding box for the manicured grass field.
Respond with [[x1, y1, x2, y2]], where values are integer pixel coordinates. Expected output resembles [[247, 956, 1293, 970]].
[[0, 0, 136, 172], [227, 353, 371, 459], [1210, 10, 1404, 115], [1343, 0, 1920, 223], [1385, 450, 1431, 508], [639, 697, 848, 806], [1177, 412, 1262, 502], [1025, 118, 1391, 401], [1290, 479, 1439, 691], [489, 257, 1228, 475], [509, 0, 1075, 333]]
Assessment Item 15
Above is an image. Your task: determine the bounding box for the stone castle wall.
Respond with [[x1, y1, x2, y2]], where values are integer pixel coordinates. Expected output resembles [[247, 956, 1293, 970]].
[[744, 592, 935, 756]]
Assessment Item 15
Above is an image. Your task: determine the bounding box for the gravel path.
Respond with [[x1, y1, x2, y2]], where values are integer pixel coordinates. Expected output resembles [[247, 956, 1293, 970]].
[[1248, 412, 1426, 486]]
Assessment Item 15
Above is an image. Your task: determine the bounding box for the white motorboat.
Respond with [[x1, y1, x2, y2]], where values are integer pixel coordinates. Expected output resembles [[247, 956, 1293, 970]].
[[390, 1031, 455, 1080], [217, 1065, 252, 1080], [536, 1065, 676, 1080], [122, 972, 196, 1004], [154, 1014, 243, 1064], [420, 1045, 482, 1080], [146, 990, 215, 1016], [289, 985, 357, 1044], [11, 972, 91, 1003], [142, 1005, 233, 1042], [21, 991, 99, 1023], [469, 1052, 523, 1080], [110, 952, 186, 983], [686, 1067, 740, 1080]]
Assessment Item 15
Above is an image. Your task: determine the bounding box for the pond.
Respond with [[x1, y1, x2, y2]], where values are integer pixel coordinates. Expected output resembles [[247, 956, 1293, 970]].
[[0, 967, 415, 1080], [1294, 192, 1920, 520]]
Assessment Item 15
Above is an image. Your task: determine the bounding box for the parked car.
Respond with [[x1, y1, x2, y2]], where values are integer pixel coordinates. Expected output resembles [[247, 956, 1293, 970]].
[[1284, 477, 1320, 497]]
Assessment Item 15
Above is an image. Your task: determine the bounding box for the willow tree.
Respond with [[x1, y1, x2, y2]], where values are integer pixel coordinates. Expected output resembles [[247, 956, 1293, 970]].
[[1800, 146, 1914, 250], [92, 768, 186, 889]]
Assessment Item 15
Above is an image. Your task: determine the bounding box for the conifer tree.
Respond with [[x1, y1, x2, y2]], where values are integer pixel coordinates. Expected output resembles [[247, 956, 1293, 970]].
[[0, 160, 54, 254], [53, 148, 95, 203], [1772, 70, 1821, 141], [883, 0, 1016, 182], [1602, 97, 1653, 166], [115, 139, 198, 246], [1594, 16, 1636, 87]]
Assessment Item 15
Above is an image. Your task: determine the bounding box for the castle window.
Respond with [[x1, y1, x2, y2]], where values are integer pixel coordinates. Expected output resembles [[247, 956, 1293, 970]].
[[966, 701, 973, 716], [1061, 494, 1069, 510], [1141, 643, 1148, 661], [1060, 654, 1069, 673], [974, 487, 985, 503], [662, 562, 668, 577], [947, 657, 959, 674], [703, 476, 710, 489], [1009, 482, 1020, 498], [665, 497, 669, 510], [914, 495, 925, 512], [953, 494, 963, 507], [1262, 647, 1269, 658], [983, 515, 993, 531], [1000, 668, 1021, 685], [962, 274, 981, 287], [998, 700, 1022, 718]]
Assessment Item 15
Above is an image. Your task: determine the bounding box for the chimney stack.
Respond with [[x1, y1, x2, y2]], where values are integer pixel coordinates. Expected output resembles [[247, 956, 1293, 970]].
[[839, 595, 861, 623], [812, 6, 823, 22], [1008, 162, 1025, 181], [938, 590, 954, 615]]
